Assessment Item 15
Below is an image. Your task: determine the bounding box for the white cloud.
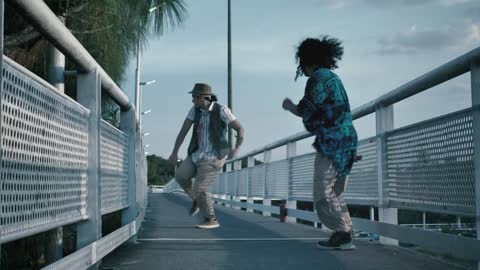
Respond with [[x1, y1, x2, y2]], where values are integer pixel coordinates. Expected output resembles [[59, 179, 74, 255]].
[[142, 37, 297, 74], [362, 0, 470, 7], [466, 24, 480, 45], [376, 23, 479, 55], [440, 0, 469, 6], [305, 0, 347, 9]]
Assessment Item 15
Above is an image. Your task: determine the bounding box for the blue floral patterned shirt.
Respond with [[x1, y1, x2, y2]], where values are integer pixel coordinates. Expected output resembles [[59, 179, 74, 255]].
[[297, 68, 358, 176]]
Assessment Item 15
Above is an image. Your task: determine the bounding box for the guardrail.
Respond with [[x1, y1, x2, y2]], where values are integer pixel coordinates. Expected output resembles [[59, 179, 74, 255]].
[[0, 1, 147, 269], [165, 46, 480, 266]]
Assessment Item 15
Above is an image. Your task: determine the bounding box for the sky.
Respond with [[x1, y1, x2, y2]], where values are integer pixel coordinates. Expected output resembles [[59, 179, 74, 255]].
[[120, 0, 480, 161]]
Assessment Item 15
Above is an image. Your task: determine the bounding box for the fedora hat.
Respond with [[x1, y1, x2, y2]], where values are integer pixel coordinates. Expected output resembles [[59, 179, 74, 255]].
[[188, 83, 213, 96]]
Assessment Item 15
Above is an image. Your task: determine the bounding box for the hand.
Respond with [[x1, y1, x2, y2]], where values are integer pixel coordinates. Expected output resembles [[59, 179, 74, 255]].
[[282, 98, 295, 111], [227, 148, 240, 160], [168, 153, 178, 165]]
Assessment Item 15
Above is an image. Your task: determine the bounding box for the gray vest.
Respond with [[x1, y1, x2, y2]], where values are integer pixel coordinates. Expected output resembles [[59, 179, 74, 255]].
[[187, 103, 230, 159]]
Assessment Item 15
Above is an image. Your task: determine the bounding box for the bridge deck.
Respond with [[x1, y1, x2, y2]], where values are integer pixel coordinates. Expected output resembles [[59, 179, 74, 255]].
[[103, 193, 463, 270]]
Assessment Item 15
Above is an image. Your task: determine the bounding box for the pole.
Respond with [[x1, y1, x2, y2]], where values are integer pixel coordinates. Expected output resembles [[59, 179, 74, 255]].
[[135, 41, 141, 127], [46, 16, 66, 264], [227, 0, 233, 149], [139, 84, 143, 129], [470, 57, 480, 270]]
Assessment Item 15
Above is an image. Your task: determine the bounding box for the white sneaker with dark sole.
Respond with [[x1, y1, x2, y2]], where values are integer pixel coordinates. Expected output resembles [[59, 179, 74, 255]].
[[196, 219, 220, 229]]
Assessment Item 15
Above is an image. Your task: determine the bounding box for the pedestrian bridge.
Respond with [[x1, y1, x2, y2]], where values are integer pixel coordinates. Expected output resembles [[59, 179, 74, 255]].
[[1, 1, 480, 269], [101, 193, 470, 270]]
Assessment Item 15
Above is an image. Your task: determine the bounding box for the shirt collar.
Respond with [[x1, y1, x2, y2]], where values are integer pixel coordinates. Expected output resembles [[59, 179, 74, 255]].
[[200, 101, 215, 112]]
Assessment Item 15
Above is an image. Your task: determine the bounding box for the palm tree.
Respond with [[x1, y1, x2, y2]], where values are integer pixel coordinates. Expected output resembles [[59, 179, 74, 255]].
[[5, 0, 187, 83], [5, 0, 187, 127]]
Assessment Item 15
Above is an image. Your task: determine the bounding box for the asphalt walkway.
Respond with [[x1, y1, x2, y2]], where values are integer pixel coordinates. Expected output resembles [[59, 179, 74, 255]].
[[102, 193, 464, 270]]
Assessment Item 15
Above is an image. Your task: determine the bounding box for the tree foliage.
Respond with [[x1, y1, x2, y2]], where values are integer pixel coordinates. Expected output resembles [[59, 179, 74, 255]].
[[147, 154, 175, 185], [5, 0, 187, 127], [5, 0, 187, 82]]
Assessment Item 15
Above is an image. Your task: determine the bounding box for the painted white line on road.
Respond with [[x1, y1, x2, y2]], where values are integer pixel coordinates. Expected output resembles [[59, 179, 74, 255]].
[[138, 237, 330, 241]]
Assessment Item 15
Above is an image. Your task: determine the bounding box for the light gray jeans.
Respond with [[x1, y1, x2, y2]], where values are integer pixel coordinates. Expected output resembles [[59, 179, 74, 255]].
[[175, 157, 225, 219], [313, 152, 353, 232]]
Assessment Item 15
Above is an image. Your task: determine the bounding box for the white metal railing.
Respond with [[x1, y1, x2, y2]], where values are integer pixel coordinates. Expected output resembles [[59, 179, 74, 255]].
[[1, 57, 90, 244], [100, 120, 129, 215], [0, 1, 147, 269], [164, 46, 480, 265]]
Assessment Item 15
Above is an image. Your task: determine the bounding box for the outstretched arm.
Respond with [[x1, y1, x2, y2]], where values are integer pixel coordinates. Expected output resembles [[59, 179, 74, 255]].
[[227, 120, 245, 159], [168, 118, 193, 164]]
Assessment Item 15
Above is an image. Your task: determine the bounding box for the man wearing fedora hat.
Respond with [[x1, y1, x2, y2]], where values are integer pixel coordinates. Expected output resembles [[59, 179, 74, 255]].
[[169, 83, 244, 229]]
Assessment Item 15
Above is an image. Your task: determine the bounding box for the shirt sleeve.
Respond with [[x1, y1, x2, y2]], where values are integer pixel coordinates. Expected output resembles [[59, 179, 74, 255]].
[[219, 105, 237, 124], [186, 106, 196, 121], [297, 77, 326, 118]]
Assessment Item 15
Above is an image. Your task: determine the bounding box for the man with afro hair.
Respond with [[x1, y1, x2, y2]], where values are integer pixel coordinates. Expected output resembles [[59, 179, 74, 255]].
[[282, 36, 358, 250]]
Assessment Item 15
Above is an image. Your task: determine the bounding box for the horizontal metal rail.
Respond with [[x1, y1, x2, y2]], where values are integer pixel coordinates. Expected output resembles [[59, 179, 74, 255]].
[[6, 0, 133, 111], [228, 46, 480, 163], [210, 198, 480, 262], [41, 210, 145, 270]]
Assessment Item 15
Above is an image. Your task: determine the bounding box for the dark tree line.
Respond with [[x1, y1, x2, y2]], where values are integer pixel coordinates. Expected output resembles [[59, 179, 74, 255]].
[[147, 154, 176, 185], [146, 154, 265, 186]]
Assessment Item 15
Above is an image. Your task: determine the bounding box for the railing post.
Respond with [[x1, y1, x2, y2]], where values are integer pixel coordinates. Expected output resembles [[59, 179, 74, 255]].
[[76, 68, 102, 258], [233, 160, 242, 209], [47, 16, 65, 92], [422, 212, 426, 230], [286, 142, 297, 223], [120, 107, 137, 241], [224, 163, 232, 205], [247, 156, 255, 212], [471, 57, 480, 270], [375, 105, 398, 246], [45, 30, 66, 263], [136, 135, 147, 217], [263, 150, 272, 216]]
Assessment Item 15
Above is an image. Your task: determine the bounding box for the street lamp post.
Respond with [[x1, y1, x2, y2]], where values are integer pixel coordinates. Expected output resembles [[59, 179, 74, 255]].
[[134, 4, 163, 126], [227, 0, 233, 149], [134, 45, 141, 125], [139, 80, 156, 129]]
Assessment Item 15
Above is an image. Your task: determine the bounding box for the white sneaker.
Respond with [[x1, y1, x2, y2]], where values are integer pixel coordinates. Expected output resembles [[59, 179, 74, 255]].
[[196, 218, 220, 229]]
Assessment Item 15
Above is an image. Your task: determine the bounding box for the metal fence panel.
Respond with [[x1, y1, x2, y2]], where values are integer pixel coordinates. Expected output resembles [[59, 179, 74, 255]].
[[344, 137, 378, 205], [249, 164, 265, 198], [265, 160, 289, 199], [386, 109, 475, 216], [237, 169, 249, 196], [100, 120, 129, 215], [290, 153, 315, 201], [0, 59, 89, 243], [218, 173, 227, 194], [227, 172, 236, 195]]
